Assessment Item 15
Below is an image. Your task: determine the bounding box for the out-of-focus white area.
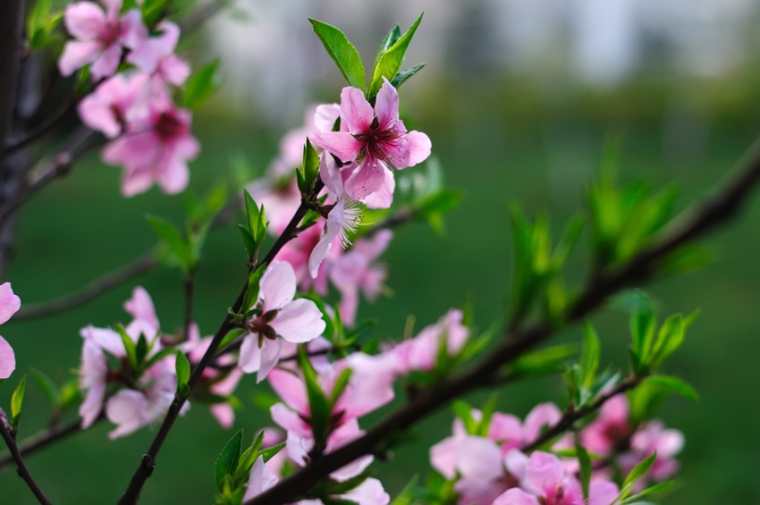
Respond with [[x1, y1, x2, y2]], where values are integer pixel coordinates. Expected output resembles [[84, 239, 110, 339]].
[[207, 0, 760, 122]]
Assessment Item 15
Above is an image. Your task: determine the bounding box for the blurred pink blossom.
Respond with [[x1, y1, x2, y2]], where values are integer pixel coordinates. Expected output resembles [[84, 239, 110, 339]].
[[59, 0, 146, 79], [0, 282, 21, 380]]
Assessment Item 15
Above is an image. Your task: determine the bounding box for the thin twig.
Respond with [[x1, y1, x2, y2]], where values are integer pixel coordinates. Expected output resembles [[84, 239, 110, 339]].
[[117, 182, 322, 505], [244, 137, 760, 505], [0, 418, 85, 470], [14, 253, 157, 321], [0, 409, 53, 505], [523, 378, 641, 452]]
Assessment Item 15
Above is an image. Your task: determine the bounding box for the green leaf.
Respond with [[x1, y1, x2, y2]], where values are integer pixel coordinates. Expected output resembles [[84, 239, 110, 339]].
[[579, 324, 601, 391], [141, 0, 169, 26], [510, 344, 577, 376], [380, 25, 402, 52], [243, 190, 268, 245], [238, 224, 257, 258], [236, 430, 265, 480], [621, 479, 679, 504], [390, 475, 418, 505], [369, 14, 423, 98], [26, 0, 61, 49], [180, 59, 222, 109], [175, 352, 191, 395], [391, 64, 425, 89], [135, 333, 150, 366], [116, 324, 138, 370], [620, 452, 657, 500], [328, 368, 353, 408], [29, 369, 58, 407], [575, 439, 592, 500], [640, 375, 699, 402], [147, 215, 194, 272], [297, 139, 321, 195], [629, 304, 656, 372], [650, 311, 697, 368], [216, 430, 243, 492], [10, 375, 27, 427], [309, 18, 366, 88], [452, 401, 478, 434], [298, 346, 331, 447]]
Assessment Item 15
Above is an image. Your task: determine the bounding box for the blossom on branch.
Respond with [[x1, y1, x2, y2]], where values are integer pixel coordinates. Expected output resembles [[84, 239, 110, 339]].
[[59, 0, 146, 79], [0, 283, 21, 380], [238, 261, 326, 382], [311, 80, 431, 209]]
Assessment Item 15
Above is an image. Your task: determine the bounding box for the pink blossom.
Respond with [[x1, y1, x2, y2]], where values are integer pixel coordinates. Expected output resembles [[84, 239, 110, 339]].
[[276, 225, 331, 294], [103, 90, 198, 196], [502, 451, 619, 505], [391, 309, 470, 374], [59, 0, 146, 79], [620, 421, 684, 484], [182, 324, 243, 428], [0, 282, 21, 380], [247, 104, 340, 234], [329, 230, 392, 326], [431, 431, 514, 504], [238, 261, 325, 382], [267, 353, 394, 481], [311, 80, 431, 208], [78, 72, 150, 138], [127, 21, 190, 86], [78, 287, 183, 437], [307, 154, 360, 279], [581, 394, 630, 456]]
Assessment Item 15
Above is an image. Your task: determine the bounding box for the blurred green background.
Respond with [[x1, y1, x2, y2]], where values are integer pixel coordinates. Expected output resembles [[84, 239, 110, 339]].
[[3, 1, 760, 503]]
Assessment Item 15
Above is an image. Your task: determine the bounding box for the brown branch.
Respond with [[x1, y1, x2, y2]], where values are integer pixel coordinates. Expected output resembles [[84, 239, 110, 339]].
[[523, 378, 641, 452], [0, 409, 53, 505], [117, 182, 322, 505], [0, 418, 85, 471], [243, 137, 760, 505], [14, 252, 157, 321]]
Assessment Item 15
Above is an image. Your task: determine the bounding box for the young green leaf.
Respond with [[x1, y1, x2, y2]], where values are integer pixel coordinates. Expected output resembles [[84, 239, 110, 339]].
[[147, 214, 194, 272], [215, 430, 243, 492], [298, 346, 331, 446], [243, 191, 268, 244], [575, 438, 592, 500], [29, 369, 58, 407], [10, 375, 27, 427], [369, 14, 424, 97], [297, 139, 321, 195], [640, 375, 699, 402], [579, 324, 601, 391], [116, 324, 138, 370], [391, 64, 426, 89], [181, 59, 222, 109], [175, 351, 191, 395], [620, 452, 657, 500], [309, 18, 366, 88], [510, 344, 577, 376]]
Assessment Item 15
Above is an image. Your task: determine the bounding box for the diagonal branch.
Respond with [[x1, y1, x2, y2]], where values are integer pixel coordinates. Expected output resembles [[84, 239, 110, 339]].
[[243, 137, 760, 505], [0, 410, 53, 505], [117, 182, 322, 505], [0, 418, 85, 471], [14, 252, 157, 321]]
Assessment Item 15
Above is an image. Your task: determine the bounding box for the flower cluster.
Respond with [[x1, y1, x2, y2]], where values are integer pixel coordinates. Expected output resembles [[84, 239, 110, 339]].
[[427, 395, 683, 505], [79, 287, 181, 437], [61, 0, 198, 196]]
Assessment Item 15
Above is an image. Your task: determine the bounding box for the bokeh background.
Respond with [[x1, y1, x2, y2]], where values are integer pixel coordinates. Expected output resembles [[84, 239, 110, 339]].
[[3, 0, 760, 503]]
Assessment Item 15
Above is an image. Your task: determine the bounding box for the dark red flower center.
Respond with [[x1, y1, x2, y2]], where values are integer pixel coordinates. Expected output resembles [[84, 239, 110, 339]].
[[154, 111, 185, 142]]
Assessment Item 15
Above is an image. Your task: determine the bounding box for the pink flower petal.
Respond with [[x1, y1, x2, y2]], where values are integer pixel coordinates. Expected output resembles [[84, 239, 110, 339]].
[[590, 478, 620, 505], [0, 335, 15, 379], [64, 2, 106, 40], [258, 261, 297, 312], [374, 80, 400, 131], [345, 157, 389, 201], [106, 389, 148, 439], [340, 478, 390, 505], [124, 286, 159, 331], [313, 103, 341, 132], [238, 333, 262, 374], [270, 299, 325, 344], [310, 131, 362, 163], [267, 368, 308, 414], [58, 40, 101, 76], [493, 489, 541, 505], [90, 43, 122, 80], [243, 457, 279, 502], [405, 130, 432, 167], [256, 338, 282, 383], [339, 86, 374, 134], [0, 282, 21, 325]]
